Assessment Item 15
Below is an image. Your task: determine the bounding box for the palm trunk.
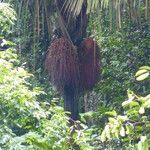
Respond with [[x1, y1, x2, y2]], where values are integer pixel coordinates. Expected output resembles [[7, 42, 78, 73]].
[[56, 0, 88, 120], [63, 85, 79, 120]]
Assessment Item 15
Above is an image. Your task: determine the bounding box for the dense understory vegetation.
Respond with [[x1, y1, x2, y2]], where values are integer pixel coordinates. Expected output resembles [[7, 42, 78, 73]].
[[0, 1, 150, 150]]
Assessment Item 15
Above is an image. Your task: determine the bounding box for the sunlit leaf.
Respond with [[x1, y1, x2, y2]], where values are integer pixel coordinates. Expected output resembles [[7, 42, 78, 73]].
[[139, 107, 145, 114], [135, 69, 149, 81], [139, 66, 150, 71], [105, 110, 117, 117], [105, 125, 111, 139], [135, 69, 148, 77], [120, 126, 125, 137], [117, 115, 128, 122], [136, 72, 149, 81], [100, 130, 106, 142]]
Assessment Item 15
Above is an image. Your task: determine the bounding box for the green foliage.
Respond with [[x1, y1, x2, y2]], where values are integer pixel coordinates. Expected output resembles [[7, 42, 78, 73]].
[[0, 49, 46, 147], [86, 14, 150, 122], [135, 66, 150, 81], [0, 49, 97, 150], [0, 4, 99, 150], [100, 30, 149, 102], [86, 11, 150, 150], [101, 67, 150, 149], [0, 3, 16, 34], [0, 49, 46, 125], [1, 1, 150, 150]]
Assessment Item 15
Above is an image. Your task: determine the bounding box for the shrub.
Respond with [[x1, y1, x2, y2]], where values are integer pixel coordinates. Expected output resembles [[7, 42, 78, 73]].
[[101, 66, 150, 149]]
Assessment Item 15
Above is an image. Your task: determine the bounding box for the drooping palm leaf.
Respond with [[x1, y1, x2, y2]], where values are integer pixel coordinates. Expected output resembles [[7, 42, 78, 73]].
[[64, 0, 150, 28]]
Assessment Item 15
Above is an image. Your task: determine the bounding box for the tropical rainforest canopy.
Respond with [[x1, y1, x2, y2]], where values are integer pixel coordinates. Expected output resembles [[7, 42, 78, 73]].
[[0, 0, 150, 149]]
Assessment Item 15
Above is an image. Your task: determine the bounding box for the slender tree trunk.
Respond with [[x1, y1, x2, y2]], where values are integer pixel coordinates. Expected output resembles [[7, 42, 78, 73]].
[[63, 85, 79, 120]]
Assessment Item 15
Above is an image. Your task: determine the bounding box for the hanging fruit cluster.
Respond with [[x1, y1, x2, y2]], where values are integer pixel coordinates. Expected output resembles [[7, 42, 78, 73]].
[[45, 37, 101, 94], [79, 38, 100, 91], [45, 37, 80, 93]]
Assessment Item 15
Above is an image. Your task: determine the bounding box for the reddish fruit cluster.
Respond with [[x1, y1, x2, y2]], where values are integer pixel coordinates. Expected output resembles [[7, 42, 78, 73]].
[[45, 37, 80, 93], [79, 38, 100, 91], [45, 37, 100, 93]]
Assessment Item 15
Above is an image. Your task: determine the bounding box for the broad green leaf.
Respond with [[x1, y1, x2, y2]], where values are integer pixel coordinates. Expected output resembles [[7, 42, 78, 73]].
[[105, 125, 111, 139], [135, 69, 149, 81], [138, 141, 142, 150], [100, 131, 106, 142], [114, 129, 119, 139], [138, 136, 149, 150], [105, 110, 117, 117], [139, 66, 150, 71], [139, 107, 145, 114], [117, 115, 128, 122], [108, 117, 116, 123], [122, 99, 133, 107], [112, 125, 119, 134], [125, 125, 130, 134], [120, 126, 125, 137], [135, 69, 148, 77]]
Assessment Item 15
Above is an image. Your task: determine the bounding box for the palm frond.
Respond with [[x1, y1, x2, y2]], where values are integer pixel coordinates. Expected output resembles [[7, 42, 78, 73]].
[[64, 0, 150, 28], [63, 0, 85, 16]]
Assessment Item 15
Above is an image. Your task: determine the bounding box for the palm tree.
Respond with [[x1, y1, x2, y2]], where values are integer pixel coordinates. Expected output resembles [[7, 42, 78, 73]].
[[46, 0, 89, 120], [3, 0, 150, 120]]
